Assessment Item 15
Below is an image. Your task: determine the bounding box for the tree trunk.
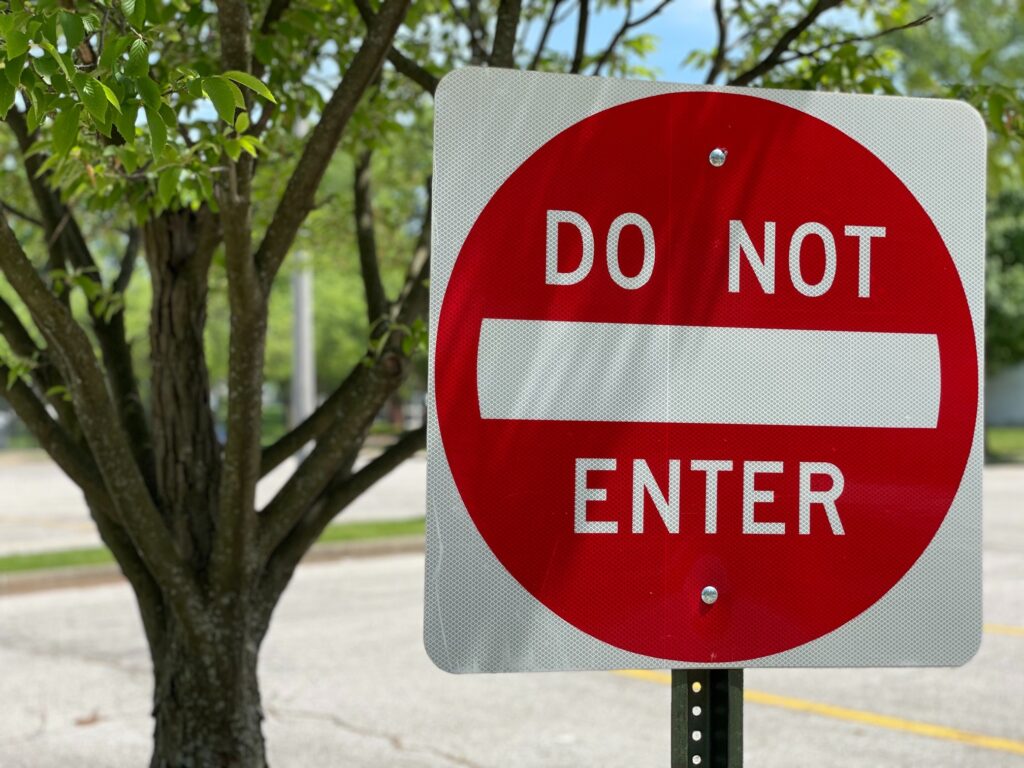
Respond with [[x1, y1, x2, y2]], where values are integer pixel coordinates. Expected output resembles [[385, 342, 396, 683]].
[[145, 209, 221, 570], [143, 207, 268, 766], [150, 617, 266, 767]]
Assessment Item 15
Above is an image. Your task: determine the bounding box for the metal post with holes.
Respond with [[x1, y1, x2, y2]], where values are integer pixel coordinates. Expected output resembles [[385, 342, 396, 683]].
[[671, 669, 743, 767]]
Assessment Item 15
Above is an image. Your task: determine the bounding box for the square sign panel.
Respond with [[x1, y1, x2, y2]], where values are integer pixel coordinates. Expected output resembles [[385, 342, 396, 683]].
[[425, 68, 985, 672]]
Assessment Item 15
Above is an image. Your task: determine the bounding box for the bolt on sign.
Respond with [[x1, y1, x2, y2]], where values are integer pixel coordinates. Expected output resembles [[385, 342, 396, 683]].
[[425, 68, 985, 671]]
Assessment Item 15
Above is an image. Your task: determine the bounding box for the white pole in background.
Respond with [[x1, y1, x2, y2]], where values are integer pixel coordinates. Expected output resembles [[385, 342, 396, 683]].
[[289, 115, 316, 458], [291, 252, 316, 455]]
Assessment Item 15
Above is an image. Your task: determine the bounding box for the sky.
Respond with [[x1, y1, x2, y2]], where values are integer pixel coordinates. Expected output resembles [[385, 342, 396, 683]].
[[542, 0, 719, 83]]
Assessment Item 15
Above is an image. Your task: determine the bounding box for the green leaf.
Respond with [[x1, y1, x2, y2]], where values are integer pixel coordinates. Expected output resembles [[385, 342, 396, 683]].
[[202, 75, 240, 124], [32, 54, 60, 79], [224, 137, 242, 161], [5, 30, 30, 59], [52, 103, 82, 157], [119, 145, 138, 173], [77, 76, 108, 122], [126, 39, 149, 77], [970, 49, 993, 80], [38, 41, 71, 80], [98, 34, 130, 72], [60, 11, 86, 49], [0, 79, 14, 119], [114, 101, 139, 141], [157, 167, 178, 207], [159, 102, 178, 137], [130, 0, 147, 28], [5, 53, 25, 87], [236, 134, 259, 157], [137, 75, 161, 111], [82, 14, 101, 34], [100, 81, 121, 113], [26, 98, 42, 133], [234, 111, 250, 133], [988, 92, 1007, 135], [120, 0, 137, 20], [44, 385, 69, 401], [222, 70, 276, 103], [144, 104, 165, 157], [33, 152, 63, 178], [39, 12, 58, 44]]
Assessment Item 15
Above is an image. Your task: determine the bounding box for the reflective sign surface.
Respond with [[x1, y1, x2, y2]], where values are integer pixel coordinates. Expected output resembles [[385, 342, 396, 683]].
[[426, 69, 985, 670]]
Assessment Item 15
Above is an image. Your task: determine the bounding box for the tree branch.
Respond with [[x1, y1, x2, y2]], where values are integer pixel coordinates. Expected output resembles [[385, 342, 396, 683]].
[[258, 178, 430, 478], [257, 426, 426, 623], [0, 365, 102, 499], [0, 297, 77, 429], [252, 0, 292, 78], [254, 0, 411, 291], [1, 362, 167, 653], [0, 210, 203, 630], [5, 109, 154, 487], [260, 363, 358, 477], [387, 47, 439, 94], [86, 494, 168, 657], [451, 0, 489, 64], [391, 180, 431, 328], [353, 0, 438, 95], [728, 0, 844, 87], [354, 149, 389, 328], [590, 0, 674, 76], [0, 200, 44, 228], [489, 0, 523, 68], [571, 0, 590, 74], [257, 353, 407, 564], [705, 0, 728, 84], [527, 0, 564, 71], [777, 13, 934, 66], [113, 227, 140, 295]]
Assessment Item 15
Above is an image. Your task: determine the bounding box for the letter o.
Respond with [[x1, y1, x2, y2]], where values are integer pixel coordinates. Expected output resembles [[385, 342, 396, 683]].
[[606, 212, 655, 290]]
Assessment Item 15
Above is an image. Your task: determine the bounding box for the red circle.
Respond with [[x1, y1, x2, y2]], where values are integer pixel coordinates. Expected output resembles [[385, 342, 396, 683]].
[[435, 92, 977, 662]]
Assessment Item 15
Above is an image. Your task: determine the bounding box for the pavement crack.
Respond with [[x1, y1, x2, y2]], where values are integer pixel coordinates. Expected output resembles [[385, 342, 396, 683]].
[[0, 634, 149, 677], [265, 704, 483, 768]]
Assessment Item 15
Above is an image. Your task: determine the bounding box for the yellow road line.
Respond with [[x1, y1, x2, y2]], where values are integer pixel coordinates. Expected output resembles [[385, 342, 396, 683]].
[[615, 669, 1024, 757], [985, 623, 1024, 637]]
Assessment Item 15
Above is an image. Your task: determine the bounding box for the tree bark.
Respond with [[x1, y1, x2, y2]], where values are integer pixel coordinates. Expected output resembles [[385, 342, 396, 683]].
[[150, 617, 266, 768], [145, 209, 222, 571]]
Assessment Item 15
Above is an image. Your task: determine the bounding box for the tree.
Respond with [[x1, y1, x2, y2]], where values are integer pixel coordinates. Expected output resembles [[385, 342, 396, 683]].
[[0, 1, 940, 764], [882, 0, 1024, 377]]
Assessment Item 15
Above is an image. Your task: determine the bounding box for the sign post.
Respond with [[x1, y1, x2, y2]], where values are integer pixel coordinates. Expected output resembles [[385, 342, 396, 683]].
[[426, 67, 985, 756], [672, 669, 743, 767]]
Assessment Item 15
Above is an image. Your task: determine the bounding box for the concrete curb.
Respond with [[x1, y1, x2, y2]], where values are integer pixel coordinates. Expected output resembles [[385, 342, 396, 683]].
[[0, 534, 426, 597]]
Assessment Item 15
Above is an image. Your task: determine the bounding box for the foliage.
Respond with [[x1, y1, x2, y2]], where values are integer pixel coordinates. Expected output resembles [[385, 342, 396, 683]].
[[881, 1, 1024, 372], [986, 190, 1024, 374], [886, 0, 1024, 193]]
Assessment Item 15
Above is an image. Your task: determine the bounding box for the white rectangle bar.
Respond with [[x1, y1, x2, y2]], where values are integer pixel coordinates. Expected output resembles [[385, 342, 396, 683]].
[[477, 319, 940, 428]]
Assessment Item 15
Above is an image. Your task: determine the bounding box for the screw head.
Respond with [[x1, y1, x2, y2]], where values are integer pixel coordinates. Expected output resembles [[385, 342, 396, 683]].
[[708, 148, 727, 167], [701, 585, 718, 605]]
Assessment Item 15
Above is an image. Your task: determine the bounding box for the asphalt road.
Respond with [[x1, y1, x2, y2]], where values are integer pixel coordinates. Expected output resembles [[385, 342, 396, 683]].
[[0, 465, 1022, 767]]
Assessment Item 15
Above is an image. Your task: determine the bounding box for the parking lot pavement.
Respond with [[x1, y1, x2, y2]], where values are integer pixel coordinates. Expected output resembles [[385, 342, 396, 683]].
[[0, 465, 1020, 767], [0, 452, 427, 556]]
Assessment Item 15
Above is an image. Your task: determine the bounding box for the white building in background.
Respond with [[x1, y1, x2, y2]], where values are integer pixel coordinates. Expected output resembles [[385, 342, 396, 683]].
[[987, 362, 1024, 425]]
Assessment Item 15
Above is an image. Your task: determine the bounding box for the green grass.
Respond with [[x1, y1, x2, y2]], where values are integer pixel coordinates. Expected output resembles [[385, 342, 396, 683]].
[[0, 517, 425, 574], [988, 426, 1024, 463], [0, 546, 115, 573], [317, 516, 425, 543]]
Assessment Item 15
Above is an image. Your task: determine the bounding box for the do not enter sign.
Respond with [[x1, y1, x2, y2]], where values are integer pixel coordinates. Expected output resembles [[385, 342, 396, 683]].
[[425, 69, 984, 671]]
